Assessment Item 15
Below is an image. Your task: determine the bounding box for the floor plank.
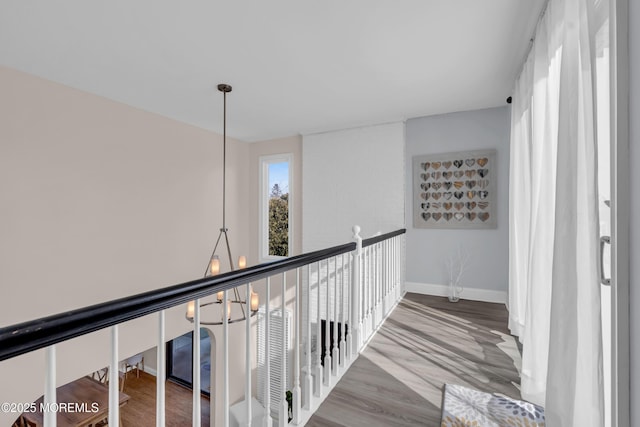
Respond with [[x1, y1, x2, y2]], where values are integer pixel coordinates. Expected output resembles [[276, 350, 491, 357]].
[[120, 371, 210, 427], [306, 293, 521, 427]]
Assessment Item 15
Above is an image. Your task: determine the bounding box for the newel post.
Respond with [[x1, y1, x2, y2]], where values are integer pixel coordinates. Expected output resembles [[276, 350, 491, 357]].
[[350, 225, 363, 356]]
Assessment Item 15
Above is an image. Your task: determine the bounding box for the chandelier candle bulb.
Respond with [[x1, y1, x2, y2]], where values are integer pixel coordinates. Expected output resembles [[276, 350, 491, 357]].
[[210, 256, 220, 276], [186, 301, 195, 319], [250, 291, 259, 312], [238, 255, 247, 269]]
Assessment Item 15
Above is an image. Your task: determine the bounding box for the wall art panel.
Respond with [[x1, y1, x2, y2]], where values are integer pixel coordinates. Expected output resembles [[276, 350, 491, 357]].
[[413, 149, 497, 229]]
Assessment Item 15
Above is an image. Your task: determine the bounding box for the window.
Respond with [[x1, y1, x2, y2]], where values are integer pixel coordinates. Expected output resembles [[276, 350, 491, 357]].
[[259, 154, 293, 261]]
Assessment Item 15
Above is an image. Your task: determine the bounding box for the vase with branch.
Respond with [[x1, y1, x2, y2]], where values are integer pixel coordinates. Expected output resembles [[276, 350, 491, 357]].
[[446, 246, 469, 302]]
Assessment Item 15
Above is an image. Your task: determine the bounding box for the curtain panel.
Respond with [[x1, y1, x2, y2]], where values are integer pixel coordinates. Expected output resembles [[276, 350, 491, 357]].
[[508, 0, 605, 424]]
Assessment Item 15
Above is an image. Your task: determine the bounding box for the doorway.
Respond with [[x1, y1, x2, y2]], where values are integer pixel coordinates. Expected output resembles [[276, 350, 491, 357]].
[[167, 328, 212, 396]]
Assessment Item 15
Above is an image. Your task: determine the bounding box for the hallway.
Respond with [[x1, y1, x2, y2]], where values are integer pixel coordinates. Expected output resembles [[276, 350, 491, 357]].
[[307, 293, 521, 426]]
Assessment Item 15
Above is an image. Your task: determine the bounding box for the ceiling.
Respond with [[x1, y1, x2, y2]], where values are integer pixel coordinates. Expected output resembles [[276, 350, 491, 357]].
[[0, 1, 545, 142]]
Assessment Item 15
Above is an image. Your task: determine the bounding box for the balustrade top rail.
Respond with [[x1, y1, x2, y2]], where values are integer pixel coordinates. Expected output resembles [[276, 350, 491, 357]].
[[0, 229, 405, 362]]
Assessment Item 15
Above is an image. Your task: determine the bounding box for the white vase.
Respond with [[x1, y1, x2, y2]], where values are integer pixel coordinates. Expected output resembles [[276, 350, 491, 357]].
[[448, 280, 460, 302]]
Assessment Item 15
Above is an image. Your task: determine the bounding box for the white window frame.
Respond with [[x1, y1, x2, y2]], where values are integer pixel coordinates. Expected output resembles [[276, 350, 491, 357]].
[[259, 153, 293, 262]]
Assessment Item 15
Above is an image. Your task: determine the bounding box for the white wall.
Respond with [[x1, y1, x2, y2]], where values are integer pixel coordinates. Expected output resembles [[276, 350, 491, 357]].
[[302, 123, 405, 250], [0, 66, 251, 425], [404, 107, 510, 302], [629, 0, 639, 423]]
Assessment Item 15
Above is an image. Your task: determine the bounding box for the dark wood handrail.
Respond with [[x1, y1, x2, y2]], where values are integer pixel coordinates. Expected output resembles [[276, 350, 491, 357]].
[[362, 228, 406, 248], [0, 228, 405, 362]]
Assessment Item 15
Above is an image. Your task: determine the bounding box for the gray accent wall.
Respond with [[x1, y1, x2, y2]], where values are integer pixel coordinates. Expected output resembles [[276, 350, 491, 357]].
[[405, 107, 511, 295], [630, 0, 639, 423]]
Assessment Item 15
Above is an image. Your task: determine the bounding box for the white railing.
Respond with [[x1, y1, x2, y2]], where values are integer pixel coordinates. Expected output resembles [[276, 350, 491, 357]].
[[0, 226, 405, 427]]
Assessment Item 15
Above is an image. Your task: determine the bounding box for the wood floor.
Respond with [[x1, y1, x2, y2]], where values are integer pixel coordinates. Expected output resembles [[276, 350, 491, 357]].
[[120, 370, 210, 426], [306, 293, 522, 427]]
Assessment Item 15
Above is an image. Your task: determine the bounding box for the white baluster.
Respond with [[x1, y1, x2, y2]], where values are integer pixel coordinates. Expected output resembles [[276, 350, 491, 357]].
[[109, 325, 119, 427], [351, 225, 362, 356], [293, 268, 302, 423], [398, 236, 406, 293], [323, 259, 331, 387], [362, 246, 368, 341], [314, 262, 323, 397], [339, 253, 346, 369], [375, 243, 383, 329], [157, 311, 166, 427], [303, 265, 312, 409], [263, 278, 273, 427], [366, 245, 376, 340], [377, 244, 382, 327], [44, 345, 56, 427], [223, 291, 229, 427], [382, 239, 390, 317], [279, 273, 288, 427], [365, 246, 370, 340], [393, 237, 397, 301], [374, 244, 379, 328], [245, 284, 252, 427], [373, 245, 378, 333], [193, 299, 201, 427], [331, 257, 338, 376], [396, 236, 400, 300]]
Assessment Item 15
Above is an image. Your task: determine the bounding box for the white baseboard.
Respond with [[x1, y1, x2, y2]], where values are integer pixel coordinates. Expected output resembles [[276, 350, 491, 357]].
[[405, 281, 507, 305], [142, 366, 157, 377]]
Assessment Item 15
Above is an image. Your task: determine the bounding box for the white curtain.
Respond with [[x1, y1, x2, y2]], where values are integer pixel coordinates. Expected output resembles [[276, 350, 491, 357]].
[[508, 0, 604, 424]]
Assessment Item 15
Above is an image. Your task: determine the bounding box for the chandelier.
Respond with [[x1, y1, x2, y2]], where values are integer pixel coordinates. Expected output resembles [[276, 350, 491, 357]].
[[186, 84, 259, 325]]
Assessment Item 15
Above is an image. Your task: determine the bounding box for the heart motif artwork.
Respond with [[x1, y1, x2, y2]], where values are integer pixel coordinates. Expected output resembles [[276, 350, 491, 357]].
[[414, 149, 496, 228]]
